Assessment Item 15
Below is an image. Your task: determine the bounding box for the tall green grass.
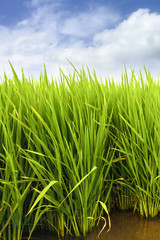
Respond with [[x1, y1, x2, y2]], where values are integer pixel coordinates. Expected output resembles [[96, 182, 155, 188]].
[[111, 69, 160, 217], [0, 63, 160, 239]]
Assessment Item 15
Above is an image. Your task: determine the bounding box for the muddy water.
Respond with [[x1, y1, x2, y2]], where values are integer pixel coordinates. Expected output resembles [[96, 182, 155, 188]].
[[31, 210, 160, 240]]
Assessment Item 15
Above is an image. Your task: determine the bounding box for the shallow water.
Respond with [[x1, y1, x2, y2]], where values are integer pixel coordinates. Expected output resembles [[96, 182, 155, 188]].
[[29, 210, 160, 240]]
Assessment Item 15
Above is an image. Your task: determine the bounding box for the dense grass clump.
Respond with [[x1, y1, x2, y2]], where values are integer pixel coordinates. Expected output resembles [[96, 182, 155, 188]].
[[0, 63, 160, 239]]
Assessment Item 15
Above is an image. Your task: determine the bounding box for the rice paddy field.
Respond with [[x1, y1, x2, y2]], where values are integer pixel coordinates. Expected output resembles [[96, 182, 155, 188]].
[[0, 62, 160, 240]]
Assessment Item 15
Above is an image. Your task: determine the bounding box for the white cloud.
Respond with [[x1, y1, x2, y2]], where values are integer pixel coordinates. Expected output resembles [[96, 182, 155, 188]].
[[0, 4, 160, 82], [92, 8, 160, 79], [60, 6, 120, 38], [94, 8, 160, 55]]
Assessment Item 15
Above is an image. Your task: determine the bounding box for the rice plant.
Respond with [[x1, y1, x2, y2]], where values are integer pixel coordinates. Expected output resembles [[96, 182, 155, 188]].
[[111, 68, 160, 217], [0, 62, 160, 240]]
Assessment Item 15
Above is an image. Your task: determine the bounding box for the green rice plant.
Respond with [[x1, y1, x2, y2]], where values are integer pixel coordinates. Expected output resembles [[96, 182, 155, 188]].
[[0, 67, 55, 239], [0, 64, 115, 239], [0, 75, 36, 240], [1, 62, 160, 240], [17, 67, 115, 238], [110, 68, 160, 217]]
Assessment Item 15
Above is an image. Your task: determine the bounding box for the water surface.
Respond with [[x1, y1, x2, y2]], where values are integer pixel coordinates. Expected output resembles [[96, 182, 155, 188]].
[[30, 210, 160, 240]]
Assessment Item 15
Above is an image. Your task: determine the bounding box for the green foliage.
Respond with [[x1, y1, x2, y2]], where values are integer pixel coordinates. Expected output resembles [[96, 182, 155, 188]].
[[0, 63, 114, 239], [0, 63, 159, 239]]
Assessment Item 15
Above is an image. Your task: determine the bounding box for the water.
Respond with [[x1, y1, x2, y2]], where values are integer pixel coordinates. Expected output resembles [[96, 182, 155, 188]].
[[29, 210, 160, 240]]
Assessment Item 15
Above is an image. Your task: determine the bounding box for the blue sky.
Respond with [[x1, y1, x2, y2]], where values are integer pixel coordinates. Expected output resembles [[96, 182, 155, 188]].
[[0, 0, 160, 81]]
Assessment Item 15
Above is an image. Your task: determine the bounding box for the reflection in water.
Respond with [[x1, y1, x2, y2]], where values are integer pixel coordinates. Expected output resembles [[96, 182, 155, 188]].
[[87, 210, 160, 240], [30, 210, 160, 240]]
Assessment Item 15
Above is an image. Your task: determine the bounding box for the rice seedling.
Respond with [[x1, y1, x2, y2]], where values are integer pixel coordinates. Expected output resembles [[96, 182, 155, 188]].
[[0, 63, 115, 239], [110, 68, 160, 217], [0, 62, 160, 240]]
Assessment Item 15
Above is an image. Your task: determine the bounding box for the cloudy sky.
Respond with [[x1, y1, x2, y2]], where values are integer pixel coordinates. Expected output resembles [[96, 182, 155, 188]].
[[0, 0, 160, 81]]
